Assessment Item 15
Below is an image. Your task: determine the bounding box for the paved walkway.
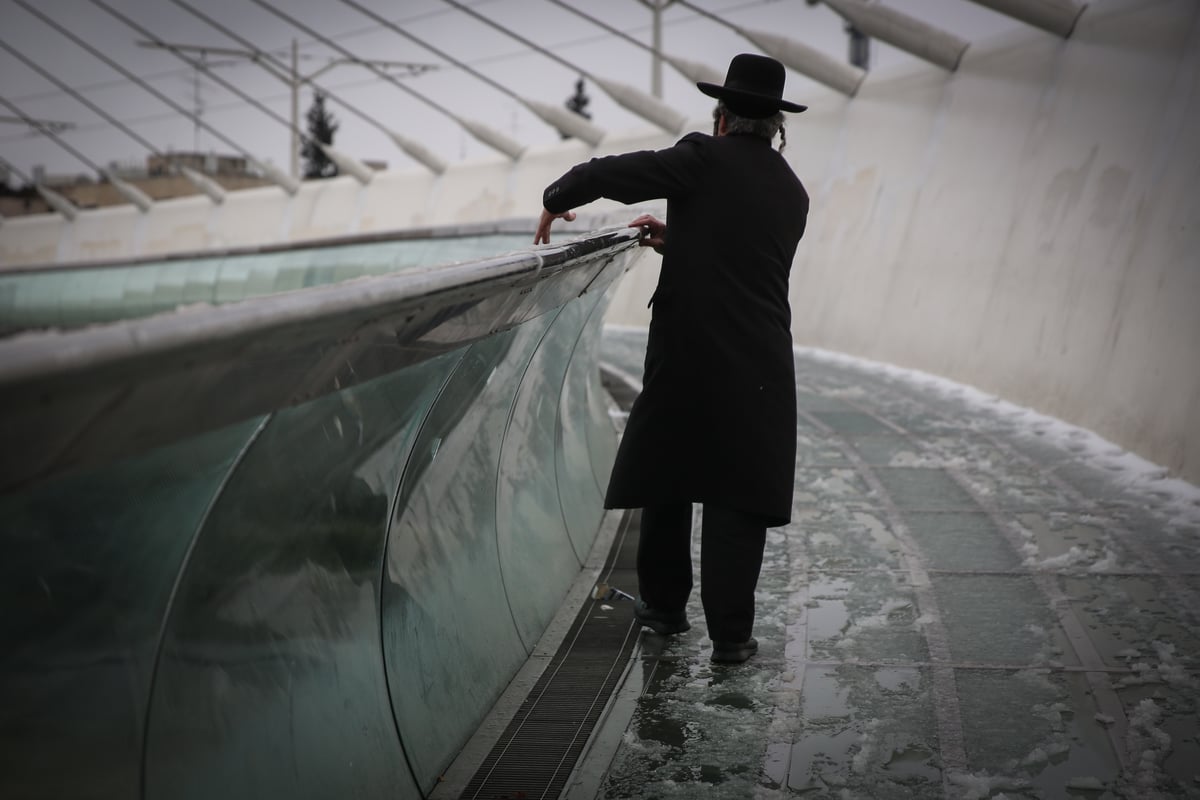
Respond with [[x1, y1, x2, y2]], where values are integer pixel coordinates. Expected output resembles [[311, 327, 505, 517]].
[[586, 327, 1200, 799]]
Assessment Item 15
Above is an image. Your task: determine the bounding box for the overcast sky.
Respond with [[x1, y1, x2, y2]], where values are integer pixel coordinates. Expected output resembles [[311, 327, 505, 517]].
[[0, 0, 1020, 182]]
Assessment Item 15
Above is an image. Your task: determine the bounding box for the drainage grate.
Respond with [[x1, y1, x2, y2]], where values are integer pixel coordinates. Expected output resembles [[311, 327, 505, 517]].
[[457, 511, 641, 799]]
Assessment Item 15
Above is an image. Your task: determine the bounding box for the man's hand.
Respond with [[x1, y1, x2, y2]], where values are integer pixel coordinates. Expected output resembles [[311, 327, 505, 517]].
[[629, 214, 666, 255], [534, 208, 577, 244]]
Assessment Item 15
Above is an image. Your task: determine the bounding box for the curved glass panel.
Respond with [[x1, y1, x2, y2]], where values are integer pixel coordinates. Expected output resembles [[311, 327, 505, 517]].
[[0, 228, 638, 798], [582, 283, 621, 495], [143, 353, 461, 800], [0, 417, 264, 800], [496, 306, 586, 649], [381, 322, 551, 793], [555, 290, 609, 558]]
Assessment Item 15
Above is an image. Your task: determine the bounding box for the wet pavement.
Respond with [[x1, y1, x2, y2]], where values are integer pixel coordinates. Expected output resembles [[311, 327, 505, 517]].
[[589, 327, 1200, 799]]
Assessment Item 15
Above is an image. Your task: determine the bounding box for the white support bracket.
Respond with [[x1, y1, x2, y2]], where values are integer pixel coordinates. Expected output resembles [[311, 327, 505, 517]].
[[738, 26, 866, 96], [965, 0, 1087, 38], [180, 166, 227, 204], [318, 143, 375, 185], [591, 76, 690, 135], [103, 170, 154, 213], [253, 159, 302, 195], [823, 0, 971, 71], [522, 98, 607, 147], [36, 184, 79, 221], [457, 117, 526, 160], [386, 130, 449, 175]]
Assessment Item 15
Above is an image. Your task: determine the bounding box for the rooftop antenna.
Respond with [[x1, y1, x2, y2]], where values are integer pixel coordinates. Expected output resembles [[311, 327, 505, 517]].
[[633, 0, 676, 98], [0, 153, 80, 221], [0, 94, 154, 213], [91, 0, 377, 185], [169, 0, 456, 176], [0, 115, 74, 135], [0, 37, 226, 204], [13, 0, 300, 195]]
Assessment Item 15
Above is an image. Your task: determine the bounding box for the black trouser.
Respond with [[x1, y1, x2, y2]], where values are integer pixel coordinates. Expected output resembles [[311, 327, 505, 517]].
[[637, 502, 767, 643]]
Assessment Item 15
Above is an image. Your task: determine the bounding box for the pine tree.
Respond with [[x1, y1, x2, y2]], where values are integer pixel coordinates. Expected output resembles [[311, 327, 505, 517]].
[[562, 77, 592, 139], [302, 92, 339, 179]]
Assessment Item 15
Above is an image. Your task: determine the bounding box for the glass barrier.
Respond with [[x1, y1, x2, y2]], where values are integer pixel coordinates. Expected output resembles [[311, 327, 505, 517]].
[[0, 227, 638, 799]]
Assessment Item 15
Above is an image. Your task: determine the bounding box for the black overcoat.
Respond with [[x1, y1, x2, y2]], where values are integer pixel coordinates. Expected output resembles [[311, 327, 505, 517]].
[[543, 131, 808, 527]]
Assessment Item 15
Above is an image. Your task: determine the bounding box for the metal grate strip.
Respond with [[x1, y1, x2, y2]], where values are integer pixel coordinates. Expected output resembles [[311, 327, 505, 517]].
[[458, 514, 640, 799]]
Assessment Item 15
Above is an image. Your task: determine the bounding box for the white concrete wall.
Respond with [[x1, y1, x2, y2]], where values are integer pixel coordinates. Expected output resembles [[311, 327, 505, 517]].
[[1, 0, 1195, 483], [786, 0, 1200, 485]]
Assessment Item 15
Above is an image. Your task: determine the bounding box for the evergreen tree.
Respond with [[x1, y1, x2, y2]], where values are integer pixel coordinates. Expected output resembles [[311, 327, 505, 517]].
[[302, 92, 339, 179], [562, 77, 592, 139]]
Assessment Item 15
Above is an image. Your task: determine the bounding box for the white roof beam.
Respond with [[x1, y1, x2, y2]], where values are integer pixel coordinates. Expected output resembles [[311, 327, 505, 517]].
[[964, 0, 1087, 38], [677, 0, 865, 96], [103, 170, 154, 212], [36, 184, 79, 221], [821, 0, 970, 71], [180, 166, 227, 204]]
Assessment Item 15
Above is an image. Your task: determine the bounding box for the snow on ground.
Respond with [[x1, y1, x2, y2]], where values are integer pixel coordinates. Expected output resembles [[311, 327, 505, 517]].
[[793, 345, 1200, 528]]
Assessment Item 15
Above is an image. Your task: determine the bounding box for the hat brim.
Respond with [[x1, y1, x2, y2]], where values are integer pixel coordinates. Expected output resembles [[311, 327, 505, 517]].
[[697, 81, 807, 115]]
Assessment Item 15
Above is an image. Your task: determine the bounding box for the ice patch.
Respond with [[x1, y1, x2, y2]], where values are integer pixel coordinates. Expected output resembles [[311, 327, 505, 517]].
[[1035, 545, 1089, 569], [947, 770, 1031, 799], [1065, 776, 1105, 790], [1125, 698, 1171, 790]]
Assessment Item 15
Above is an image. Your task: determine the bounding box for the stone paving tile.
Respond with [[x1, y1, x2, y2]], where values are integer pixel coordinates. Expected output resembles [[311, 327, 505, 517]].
[[594, 329, 1200, 799]]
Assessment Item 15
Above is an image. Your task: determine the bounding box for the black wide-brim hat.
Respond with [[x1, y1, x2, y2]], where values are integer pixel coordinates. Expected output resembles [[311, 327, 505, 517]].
[[697, 53, 807, 118]]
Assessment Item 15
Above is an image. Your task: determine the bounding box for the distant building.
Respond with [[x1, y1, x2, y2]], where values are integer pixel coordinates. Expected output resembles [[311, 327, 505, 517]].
[[145, 151, 256, 178], [0, 151, 277, 217]]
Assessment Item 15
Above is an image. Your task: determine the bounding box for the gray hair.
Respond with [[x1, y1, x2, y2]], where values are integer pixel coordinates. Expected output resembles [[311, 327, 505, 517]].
[[713, 100, 787, 152]]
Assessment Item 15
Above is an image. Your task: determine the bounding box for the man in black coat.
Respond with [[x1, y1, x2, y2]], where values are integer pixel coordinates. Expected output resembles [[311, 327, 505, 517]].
[[535, 54, 809, 664]]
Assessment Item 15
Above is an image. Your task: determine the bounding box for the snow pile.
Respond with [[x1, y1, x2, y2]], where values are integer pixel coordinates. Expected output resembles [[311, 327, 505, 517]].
[[947, 770, 1031, 799], [1124, 698, 1172, 792], [1116, 641, 1196, 689]]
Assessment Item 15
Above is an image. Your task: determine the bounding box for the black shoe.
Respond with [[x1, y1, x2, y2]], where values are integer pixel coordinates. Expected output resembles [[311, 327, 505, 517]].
[[711, 638, 758, 664], [633, 599, 690, 635]]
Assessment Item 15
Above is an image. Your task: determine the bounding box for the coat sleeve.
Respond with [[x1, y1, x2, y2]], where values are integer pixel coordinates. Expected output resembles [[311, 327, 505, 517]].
[[542, 132, 709, 214]]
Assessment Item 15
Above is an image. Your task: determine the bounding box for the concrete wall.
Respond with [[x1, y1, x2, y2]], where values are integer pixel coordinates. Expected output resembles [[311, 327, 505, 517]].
[[782, 0, 1200, 484], [1, 0, 1195, 483]]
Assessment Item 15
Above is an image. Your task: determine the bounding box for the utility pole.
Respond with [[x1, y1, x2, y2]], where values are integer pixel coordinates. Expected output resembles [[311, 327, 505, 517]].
[[291, 39, 299, 179], [636, 0, 675, 98]]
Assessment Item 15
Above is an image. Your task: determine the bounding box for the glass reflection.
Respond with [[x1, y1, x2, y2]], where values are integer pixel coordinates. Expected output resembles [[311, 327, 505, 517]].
[[382, 324, 549, 793], [0, 418, 264, 800], [497, 306, 586, 649], [556, 290, 609, 558], [143, 353, 460, 800]]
